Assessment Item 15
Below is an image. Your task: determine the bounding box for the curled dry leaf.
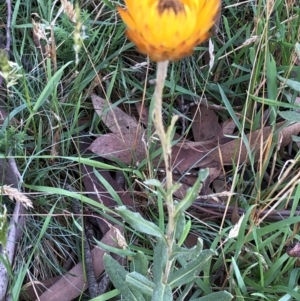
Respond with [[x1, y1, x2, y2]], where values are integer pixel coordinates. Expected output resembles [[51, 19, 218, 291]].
[[228, 214, 244, 239], [109, 224, 128, 249]]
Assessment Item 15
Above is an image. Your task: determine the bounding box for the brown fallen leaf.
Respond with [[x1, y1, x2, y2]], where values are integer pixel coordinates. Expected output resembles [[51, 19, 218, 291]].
[[90, 94, 147, 165], [91, 93, 140, 134], [32, 226, 123, 301], [287, 242, 300, 258], [21, 276, 61, 300], [206, 121, 300, 165], [170, 141, 217, 173], [221, 118, 238, 136], [191, 104, 223, 142], [88, 131, 146, 166]]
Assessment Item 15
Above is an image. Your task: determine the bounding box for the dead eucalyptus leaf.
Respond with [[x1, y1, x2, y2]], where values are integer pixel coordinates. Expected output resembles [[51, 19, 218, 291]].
[[207, 121, 300, 165], [221, 118, 237, 135], [88, 131, 146, 165], [33, 227, 122, 301], [91, 94, 139, 134], [170, 145, 214, 173], [191, 104, 222, 142]]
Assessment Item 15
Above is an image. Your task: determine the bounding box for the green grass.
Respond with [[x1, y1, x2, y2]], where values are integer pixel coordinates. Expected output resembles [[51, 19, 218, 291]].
[[0, 0, 300, 300]]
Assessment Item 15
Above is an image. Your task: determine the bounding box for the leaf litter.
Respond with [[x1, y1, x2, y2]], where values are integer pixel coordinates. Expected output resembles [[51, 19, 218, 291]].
[[88, 93, 300, 201]]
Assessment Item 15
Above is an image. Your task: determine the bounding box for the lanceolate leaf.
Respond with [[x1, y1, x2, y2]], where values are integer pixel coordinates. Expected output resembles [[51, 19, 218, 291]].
[[126, 272, 155, 296], [178, 217, 192, 247], [168, 249, 216, 288], [103, 254, 145, 301], [117, 206, 165, 239], [278, 75, 300, 92], [175, 212, 185, 242], [170, 238, 203, 262], [132, 251, 149, 277], [175, 169, 209, 217], [153, 238, 168, 285]]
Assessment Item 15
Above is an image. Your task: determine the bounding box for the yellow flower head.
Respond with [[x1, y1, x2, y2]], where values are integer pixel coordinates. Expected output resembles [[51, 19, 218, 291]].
[[118, 0, 221, 62]]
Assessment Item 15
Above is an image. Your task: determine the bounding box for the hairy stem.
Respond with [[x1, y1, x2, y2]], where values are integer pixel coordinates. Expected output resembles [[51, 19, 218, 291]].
[[152, 60, 176, 283]]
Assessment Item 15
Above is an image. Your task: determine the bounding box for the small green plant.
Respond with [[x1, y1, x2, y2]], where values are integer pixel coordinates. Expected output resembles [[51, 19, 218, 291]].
[[0, 127, 25, 156], [101, 171, 232, 300]]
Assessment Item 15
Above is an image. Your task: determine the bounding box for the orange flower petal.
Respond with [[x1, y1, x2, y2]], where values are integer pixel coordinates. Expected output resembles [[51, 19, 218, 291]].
[[118, 0, 221, 62]]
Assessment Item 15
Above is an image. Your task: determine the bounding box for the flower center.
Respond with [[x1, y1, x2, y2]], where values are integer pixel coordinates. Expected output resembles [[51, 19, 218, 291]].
[[157, 0, 185, 14]]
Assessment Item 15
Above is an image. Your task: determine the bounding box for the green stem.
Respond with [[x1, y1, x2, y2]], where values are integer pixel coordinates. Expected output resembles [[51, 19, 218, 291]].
[[152, 60, 175, 283]]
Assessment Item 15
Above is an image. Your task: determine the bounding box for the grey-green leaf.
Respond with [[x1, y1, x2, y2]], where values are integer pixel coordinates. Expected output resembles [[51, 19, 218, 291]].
[[153, 238, 168, 285], [278, 75, 300, 92], [144, 179, 164, 188], [117, 206, 165, 239], [168, 249, 216, 288], [126, 272, 155, 296], [175, 169, 209, 217], [170, 238, 203, 262], [178, 217, 192, 246], [132, 251, 149, 277], [151, 282, 172, 301], [175, 212, 185, 242], [103, 254, 145, 301], [278, 111, 300, 122]]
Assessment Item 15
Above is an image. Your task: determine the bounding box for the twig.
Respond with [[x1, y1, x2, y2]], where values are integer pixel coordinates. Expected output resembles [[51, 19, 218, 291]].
[[0, 158, 25, 301], [192, 201, 300, 222]]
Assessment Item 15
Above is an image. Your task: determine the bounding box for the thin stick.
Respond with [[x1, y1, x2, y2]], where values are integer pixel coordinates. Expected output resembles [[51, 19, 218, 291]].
[[5, 0, 12, 55]]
